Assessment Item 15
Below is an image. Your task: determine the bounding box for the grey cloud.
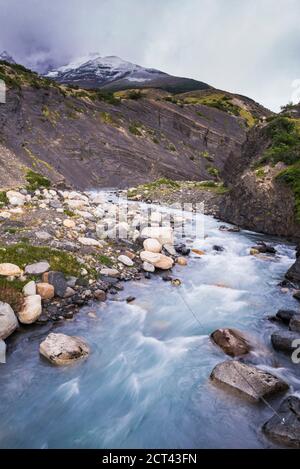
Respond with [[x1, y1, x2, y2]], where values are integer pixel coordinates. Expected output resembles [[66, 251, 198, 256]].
[[0, 0, 299, 111]]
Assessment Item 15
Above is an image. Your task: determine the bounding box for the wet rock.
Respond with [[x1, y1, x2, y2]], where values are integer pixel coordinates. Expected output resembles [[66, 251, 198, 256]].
[[271, 331, 300, 353], [143, 238, 162, 253], [0, 263, 22, 277], [192, 249, 205, 256], [210, 360, 289, 402], [175, 244, 190, 256], [117, 255, 134, 266], [163, 244, 176, 256], [144, 272, 152, 279], [177, 257, 188, 266], [262, 396, 300, 448], [286, 256, 300, 283], [250, 248, 260, 255], [142, 261, 155, 273], [140, 251, 174, 270], [213, 245, 225, 252], [290, 315, 300, 332], [293, 291, 300, 301], [0, 339, 6, 363], [48, 271, 68, 298], [25, 261, 50, 275], [276, 309, 298, 325], [0, 301, 18, 339], [211, 328, 250, 357], [93, 289, 106, 301], [36, 283, 55, 300], [126, 296, 136, 303], [39, 332, 89, 365], [18, 295, 42, 324]]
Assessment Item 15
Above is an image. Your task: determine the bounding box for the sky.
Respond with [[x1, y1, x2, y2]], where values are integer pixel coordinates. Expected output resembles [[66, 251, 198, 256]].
[[0, 0, 299, 111]]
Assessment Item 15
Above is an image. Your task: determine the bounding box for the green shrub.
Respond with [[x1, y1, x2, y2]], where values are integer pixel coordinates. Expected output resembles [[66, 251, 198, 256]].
[[276, 164, 300, 222], [127, 90, 142, 100], [25, 170, 51, 191], [129, 122, 143, 136], [260, 117, 300, 166], [0, 191, 8, 207]]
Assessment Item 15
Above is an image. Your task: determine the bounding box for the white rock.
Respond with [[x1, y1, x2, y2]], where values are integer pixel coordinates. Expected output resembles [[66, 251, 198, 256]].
[[163, 244, 176, 256], [39, 333, 89, 365], [75, 210, 94, 219], [35, 231, 52, 241], [141, 226, 174, 245], [140, 251, 174, 270], [0, 263, 22, 277], [6, 190, 26, 206], [66, 199, 87, 210], [9, 207, 24, 215], [63, 219, 76, 228], [150, 211, 162, 224], [143, 238, 162, 253], [18, 295, 42, 324], [23, 280, 36, 297], [78, 237, 100, 247], [0, 339, 6, 363], [0, 301, 18, 339], [0, 211, 11, 219], [118, 255, 134, 267], [93, 207, 105, 218], [143, 261, 155, 273], [25, 261, 50, 275], [100, 268, 119, 277]]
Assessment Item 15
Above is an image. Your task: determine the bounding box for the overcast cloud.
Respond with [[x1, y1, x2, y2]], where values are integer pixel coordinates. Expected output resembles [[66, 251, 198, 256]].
[[0, 0, 299, 111]]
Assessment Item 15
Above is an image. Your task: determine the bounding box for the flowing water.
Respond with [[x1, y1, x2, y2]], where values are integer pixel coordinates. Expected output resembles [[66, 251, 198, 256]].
[[0, 198, 299, 449]]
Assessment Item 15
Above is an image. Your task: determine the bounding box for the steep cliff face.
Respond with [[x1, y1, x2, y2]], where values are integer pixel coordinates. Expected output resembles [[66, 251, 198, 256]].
[[220, 115, 300, 240], [0, 61, 266, 191]]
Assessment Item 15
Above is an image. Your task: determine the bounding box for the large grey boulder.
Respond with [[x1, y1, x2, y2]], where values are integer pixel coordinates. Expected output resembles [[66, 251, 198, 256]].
[[262, 396, 300, 448], [0, 301, 18, 339], [39, 333, 89, 365], [211, 328, 250, 357], [210, 360, 289, 402], [271, 331, 300, 353]]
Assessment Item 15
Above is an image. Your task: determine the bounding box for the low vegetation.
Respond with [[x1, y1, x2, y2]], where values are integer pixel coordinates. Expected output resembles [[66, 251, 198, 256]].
[[25, 170, 51, 191], [259, 117, 300, 166], [0, 191, 8, 208], [276, 164, 300, 222]]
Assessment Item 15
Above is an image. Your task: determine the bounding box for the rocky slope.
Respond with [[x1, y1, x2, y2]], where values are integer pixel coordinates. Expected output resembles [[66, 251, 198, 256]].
[[0, 61, 268, 191]]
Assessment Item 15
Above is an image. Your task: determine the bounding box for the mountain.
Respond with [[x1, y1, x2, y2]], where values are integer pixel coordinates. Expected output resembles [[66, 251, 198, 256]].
[[0, 50, 16, 64], [45, 53, 211, 93]]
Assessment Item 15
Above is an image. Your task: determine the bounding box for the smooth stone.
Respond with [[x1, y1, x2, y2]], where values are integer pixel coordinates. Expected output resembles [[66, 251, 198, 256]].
[[0, 263, 22, 277], [18, 295, 42, 324], [47, 271, 68, 298], [210, 360, 289, 402], [6, 190, 26, 206], [140, 251, 173, 270], [39, 333, 89, 366], [177, 257, 188, 266], [211, 328, 250, 357], [250, 248, 260, 255], [63, 219, 76, 228], [100, 268, 119, 278], [23, 280, 36, 297], [141, 227, 174, 245], [78, 237, 100, 247], [35, 231, 52, 241], [0, 301, 18, 339], [271, 331, 300, 353], [290, 315, 300, 332], [36, 283, 55, 300], [117, 255, 134, 267], [143, 238, 162, 253], [25, 261, 50, 275], [262, 396, 300, 448], [142, 261, 155, 273], [163, 244, 176, 256], [94, 290, 106, 301]]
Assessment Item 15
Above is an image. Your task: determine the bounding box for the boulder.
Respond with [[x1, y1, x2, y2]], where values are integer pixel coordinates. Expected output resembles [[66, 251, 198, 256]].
[[0, 301, 18, 339], [143, 238, 162, 253], [18, 295, 42, 324], [175, 244, 190, 256], [290, 315, 300, 332], [6, 190, 26, 206], [47, 271, 68, 297], [276, 309, 298, 324], [286, 256, 300, 283], [117, 255, 134, 267], [271, 331, 300, 353], [25, 261, 50, 275], [177, 257, 188, 266], [141, 227, 173, 245], [211, 328, 250, 357], [39, 333, 89, 365], [23, 280, 36, 297], [140, 251, 174, 270], [36, 283, 55, 300], [94, 289, 106, 301], [0, 263, 22, 277], [262, 396, 300, 448], [142, 261, 155, 273], [210, 360, 289, 402]]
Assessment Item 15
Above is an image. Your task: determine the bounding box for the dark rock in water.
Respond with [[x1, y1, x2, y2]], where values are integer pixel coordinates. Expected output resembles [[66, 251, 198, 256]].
[[210, 360, 289, 402], [255, 241, 276, 254], [162, 274, 172, 282], [262, 396, 300, 448], [293, 291, 300, 301], [144, 272, 151, 280], [286, 256, 300, 283], [213, 245, 225, 252], [47, 271, 67, 298], [98, 275, 119, 286], [290, 315, 300, 332], [126, 296, 136, 303], [211, 328, 250, 357], [271, 331, 300, 353], [93, 289, 106, 302], [276, 309, 299, 325], [175, 244, 190, 256], [219, 225, 240, 233]]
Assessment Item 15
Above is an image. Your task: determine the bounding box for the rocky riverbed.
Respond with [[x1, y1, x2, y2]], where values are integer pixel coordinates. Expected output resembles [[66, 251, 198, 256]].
[[0, 184, 300, 448]]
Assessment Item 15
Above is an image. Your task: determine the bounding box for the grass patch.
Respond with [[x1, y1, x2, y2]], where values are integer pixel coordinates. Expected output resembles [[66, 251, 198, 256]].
[[25, 170, 51, 191], [63, 208, 76, 217], [206, 165, 220, 179], [99, 111, 120, 127], [98, 254, 113, 267], [0, 243, 85, 277], [255, 168, 266, 179], [276, 164, 300, 222], [0, 191, 8, 208], [129, 122, 143, 136], [140, 178, 181, 191], [0, 278, 24, 312]]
